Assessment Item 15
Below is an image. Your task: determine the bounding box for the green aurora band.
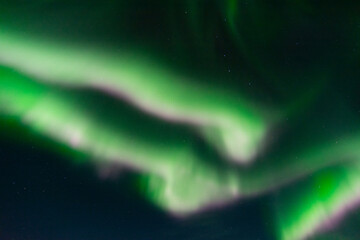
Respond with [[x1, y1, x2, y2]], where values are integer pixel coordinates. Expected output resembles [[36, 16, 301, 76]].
[[275, 161, 360, 240], [1, 63, 360, 239], [0, 30, 268, 164], [1, 1, 360, 239]]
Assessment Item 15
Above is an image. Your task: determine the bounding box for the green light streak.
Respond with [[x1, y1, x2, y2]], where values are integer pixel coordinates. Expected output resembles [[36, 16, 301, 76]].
[[2, 66, 360, 220], [0, 2, 359, 239], [0, 30, 268, 164], [276, 162, 360, 240], [0, 66, 242, 214]]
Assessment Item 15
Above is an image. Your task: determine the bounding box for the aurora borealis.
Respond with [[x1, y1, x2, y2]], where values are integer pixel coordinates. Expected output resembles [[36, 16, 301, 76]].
[[1, 1, 360, 240]]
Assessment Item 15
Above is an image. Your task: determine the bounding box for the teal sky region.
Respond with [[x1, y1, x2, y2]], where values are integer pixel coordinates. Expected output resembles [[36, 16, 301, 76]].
[[1, 1, 360, 240]]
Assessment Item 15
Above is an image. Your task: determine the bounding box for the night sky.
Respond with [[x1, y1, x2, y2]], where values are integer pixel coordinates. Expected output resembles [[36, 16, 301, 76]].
[[1, 1, 360, 240]]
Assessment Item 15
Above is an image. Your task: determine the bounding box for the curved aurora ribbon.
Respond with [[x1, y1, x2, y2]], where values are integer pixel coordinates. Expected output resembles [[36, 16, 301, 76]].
[[0, 30, 268, 164], [2, 66, 360, 235], [0, 1, 359, 240], [275, 161, 360, 240], [0, 66, 242, 214]]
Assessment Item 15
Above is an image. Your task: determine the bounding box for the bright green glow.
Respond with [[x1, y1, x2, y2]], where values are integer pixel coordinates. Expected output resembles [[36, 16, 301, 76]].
[[0, 2, 359, 239], [1, 24, 359, 237], [2, 66, 360, 218], [139, 162, 240, 214], [0, 67, 242, 214], [0, 30, 268, 164], [276, 162, 360, 240]]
